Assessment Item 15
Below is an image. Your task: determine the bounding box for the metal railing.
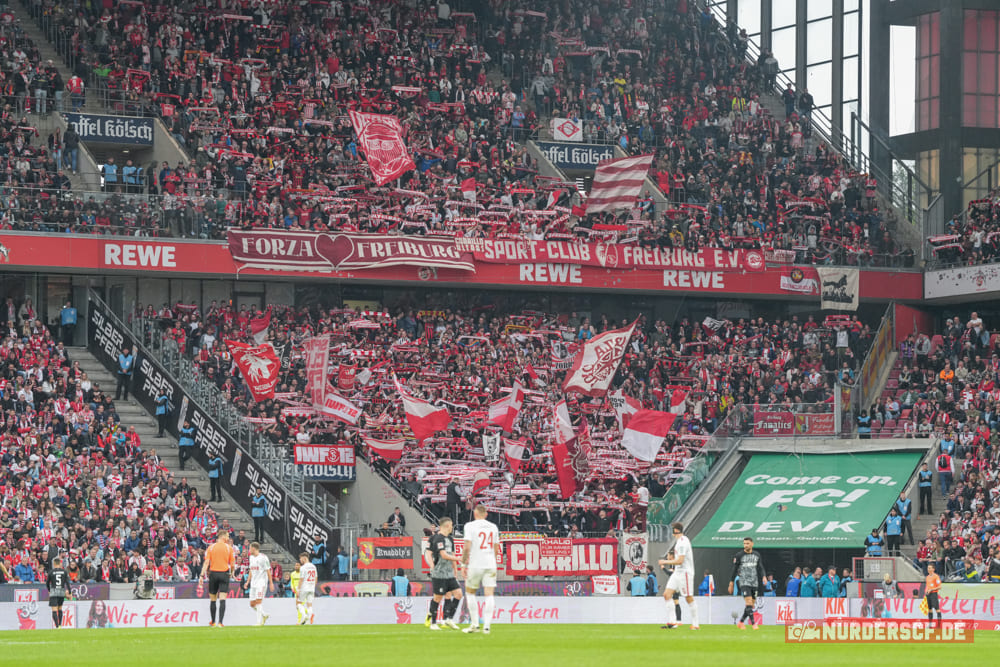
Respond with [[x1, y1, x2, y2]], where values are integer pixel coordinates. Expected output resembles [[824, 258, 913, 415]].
[[127, 311, 339, 527]]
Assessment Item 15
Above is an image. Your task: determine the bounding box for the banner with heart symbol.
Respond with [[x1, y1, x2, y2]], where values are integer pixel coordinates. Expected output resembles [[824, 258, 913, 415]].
[[227, 230, 475, 272]]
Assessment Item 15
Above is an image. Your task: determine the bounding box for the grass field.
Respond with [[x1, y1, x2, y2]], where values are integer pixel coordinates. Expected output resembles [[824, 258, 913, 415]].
[[3, 624, 991, 666]]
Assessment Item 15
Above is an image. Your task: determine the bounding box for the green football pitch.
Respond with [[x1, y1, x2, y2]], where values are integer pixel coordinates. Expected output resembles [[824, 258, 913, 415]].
[[3, 624, 991, 666]]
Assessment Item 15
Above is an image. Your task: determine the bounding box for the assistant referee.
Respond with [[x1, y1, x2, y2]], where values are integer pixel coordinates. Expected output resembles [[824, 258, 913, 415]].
[[200, 534, 236, 627]]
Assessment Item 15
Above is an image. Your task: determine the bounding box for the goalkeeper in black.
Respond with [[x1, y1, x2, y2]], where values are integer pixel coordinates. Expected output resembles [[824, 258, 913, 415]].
[[728, 537, 766, 629]]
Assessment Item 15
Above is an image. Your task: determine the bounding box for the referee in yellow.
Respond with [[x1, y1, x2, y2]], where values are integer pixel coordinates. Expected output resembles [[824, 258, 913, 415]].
[[200, 534, 236, 627]]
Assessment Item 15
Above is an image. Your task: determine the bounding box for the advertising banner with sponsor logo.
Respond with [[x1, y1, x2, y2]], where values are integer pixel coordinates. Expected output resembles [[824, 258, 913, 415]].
[[0, 234, 921, 300], [925, 264, 1000, 300], [692, 452, 923, 548], [455, 238, 764, 272], [505, 538, 617, 576], [227, 230, 475, 272], [752, 410, 836, 436], [535, 142, 615, 170], [293, 445, 357, 482], [88, 298, 334, 560], [357, 536, 414, 570], [64, 113, 154, 145], [0, 596, 872, 630]]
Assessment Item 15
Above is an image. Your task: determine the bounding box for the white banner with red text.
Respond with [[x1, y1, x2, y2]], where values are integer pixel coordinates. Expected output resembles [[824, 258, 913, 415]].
[[11, 595, 997, 629]]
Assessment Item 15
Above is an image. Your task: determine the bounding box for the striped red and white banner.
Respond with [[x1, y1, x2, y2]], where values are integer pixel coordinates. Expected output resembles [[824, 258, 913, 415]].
[[585, 154, 654, 214]]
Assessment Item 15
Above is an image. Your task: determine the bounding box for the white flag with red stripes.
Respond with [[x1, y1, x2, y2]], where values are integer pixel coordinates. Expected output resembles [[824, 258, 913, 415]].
[[487, 382, 525, 432], [585, 154, 654, 214], [621, 410, 676, 462], [393, 374, 451, 442]]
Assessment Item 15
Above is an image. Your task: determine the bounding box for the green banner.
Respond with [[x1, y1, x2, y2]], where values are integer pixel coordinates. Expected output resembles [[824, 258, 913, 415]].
[[647, 454, 714, 527], [692, 452, 922, 548]]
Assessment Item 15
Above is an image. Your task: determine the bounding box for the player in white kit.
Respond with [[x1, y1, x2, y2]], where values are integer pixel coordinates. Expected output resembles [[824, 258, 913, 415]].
[[657, 522, 699, 630], [297, 553, 318, 625], [245, 542, 274, 626], [462, 504, 501, 634]]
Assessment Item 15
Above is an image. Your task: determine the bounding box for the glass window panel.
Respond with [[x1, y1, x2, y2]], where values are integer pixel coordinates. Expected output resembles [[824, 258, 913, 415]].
[[917, 57, 930, 99], [964, 95, 979, 127], [808, 0, 833, 20], [806, 62, 832, 109], [844, 0, 859, 12], [931, 97, 939, 129], [980, 54, 998, 95], [980, 95, 997, 128], [844, 13, 859, 57], [807, 18, 833, 64], [931, 13, 940, 53], [737, 0, 761, 37], [772, 0, 796, 30], [981, 12, 998, 51], [842, 56, 859, 104], [964, 52, 980, 95], [931, 55, 940, 97], [919, 14, 929, 49], [965, 10, 981, 50], [772, 27, 796, 73]]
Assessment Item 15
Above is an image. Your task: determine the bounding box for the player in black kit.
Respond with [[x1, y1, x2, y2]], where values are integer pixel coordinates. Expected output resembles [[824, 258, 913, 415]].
[[728, 537, 766, 630], [47, 556, 69, 629]]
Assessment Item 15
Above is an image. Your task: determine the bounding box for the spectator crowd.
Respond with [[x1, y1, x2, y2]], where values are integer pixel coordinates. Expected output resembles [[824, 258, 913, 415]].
[[0, 0, 907, 269], [133, 294, 878, 534]]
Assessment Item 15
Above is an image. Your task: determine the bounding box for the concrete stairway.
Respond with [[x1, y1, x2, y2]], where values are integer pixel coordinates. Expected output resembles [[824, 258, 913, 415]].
[[68, 346, 297, 571]]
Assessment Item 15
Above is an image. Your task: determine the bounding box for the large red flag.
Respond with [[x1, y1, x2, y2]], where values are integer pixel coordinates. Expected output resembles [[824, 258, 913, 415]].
[[562, 320, 637, 397], [551, 442, 579, 499], [551, 401, 580, 499], [348, 110, 416, 185], [227, 340, 280, 402], [393, 374, 451, 442]]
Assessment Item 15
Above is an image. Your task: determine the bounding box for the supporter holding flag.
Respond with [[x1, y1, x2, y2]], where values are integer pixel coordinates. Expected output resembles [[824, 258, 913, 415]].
[[487, 382, 524, 433]]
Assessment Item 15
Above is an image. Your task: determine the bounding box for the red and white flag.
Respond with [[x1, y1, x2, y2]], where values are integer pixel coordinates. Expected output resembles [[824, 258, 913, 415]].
[[393, 374, 451, 442], [503, 438, 526, 474], [608, 389, 642, 430], [585, 154, 654, 214], [364, 436, 406, 461], [471, 470, 492, 496], [227, 340, 280, 402], [562, 319, 637, 397], [487, 382, 525, 432], [348, 110, 416, 185], [316, 386, 362, 424], [337, 362, 357, 391], [669, 388, 689, 415], [302, 335, 330, 408], [621, 410, 676, 462], [250, 309, 271, 345], [551, 401, 580, 499], [461, 177, 477, 203], [524, 363, 545, 388]]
